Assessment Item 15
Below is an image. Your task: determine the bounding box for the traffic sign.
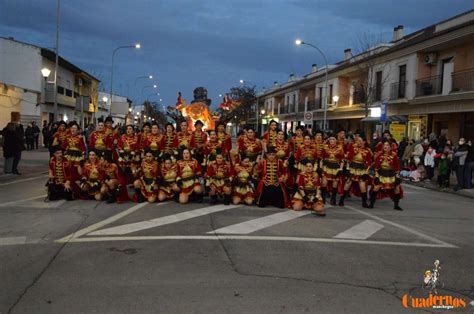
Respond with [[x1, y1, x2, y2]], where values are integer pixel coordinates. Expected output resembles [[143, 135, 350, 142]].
[[304, 111, 313, 122]]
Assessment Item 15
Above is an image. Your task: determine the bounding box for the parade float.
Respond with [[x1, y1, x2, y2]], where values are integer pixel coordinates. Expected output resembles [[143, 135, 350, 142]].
[[166, 87, 236, 131]]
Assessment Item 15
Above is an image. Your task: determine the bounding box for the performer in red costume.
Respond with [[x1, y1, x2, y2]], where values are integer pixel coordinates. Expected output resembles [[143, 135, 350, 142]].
[[51, 120, 69, 149], [176, 120, 193, 155], [143, 122, 163, 159], [79, 150, 106, 201], [369, 140, 403, 210], [137, 122, 151, 153], [133, 149, 160, 203], [232, 156, 255, 205], [160, 123, 178, 157], [88, 119, 111, 159], [321, 135, 345, 205], [216, 122, 232, 154], [262, 119, 279, 152], [101, 156, 129, 204], [238, 127, 263, 165], [158, 154, 180, 202], [46, 147, 77, 201], [254, 146, 288, 208], [118, 124, 139, 184], [190, 120, 208, 165], [176, 149, 203, 204], [203, 130, 226, 166], [206, 151, 233, 205], [291, 160, 325, 216], [62, 121, 85, 180]]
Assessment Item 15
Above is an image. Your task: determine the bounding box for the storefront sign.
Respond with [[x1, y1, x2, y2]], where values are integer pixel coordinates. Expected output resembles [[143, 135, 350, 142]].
[[390, 123, 406, 143]]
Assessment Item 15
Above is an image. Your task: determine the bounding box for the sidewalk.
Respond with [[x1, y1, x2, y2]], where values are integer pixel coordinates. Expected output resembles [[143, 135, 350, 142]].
[[0, 148, 50, 183], [403, 174, 474, 199]]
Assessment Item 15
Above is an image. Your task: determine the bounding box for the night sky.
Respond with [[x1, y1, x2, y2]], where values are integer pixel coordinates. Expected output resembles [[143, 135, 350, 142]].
[[1, 0, 473, 109]]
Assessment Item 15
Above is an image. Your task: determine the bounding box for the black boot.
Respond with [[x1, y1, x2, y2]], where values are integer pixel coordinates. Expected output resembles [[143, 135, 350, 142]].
[[196, 193, 203, 203], [338, 191, 348, 206], [321, 187, 327, 204], [135, 188, 144, 203], [361, 193, 368, 208], [393, 194, 403, 211], [107, 188, 118, 204], [368, 191, 377, 208], [223, 194, 231, 205], [211, 194, 218, 204], [330, 190, 337, 206]]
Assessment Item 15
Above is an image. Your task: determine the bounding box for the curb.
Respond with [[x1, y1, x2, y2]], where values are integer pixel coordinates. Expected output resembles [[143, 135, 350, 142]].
[[403, 180, 474, 199]]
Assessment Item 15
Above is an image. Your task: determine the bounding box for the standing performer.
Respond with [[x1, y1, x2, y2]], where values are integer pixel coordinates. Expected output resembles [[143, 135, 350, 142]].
[[158, 154, 180, 202], [138, 122, 152, 153], [321, 135, 345, 205], [62, 121, 86, 180], [160, 123, 178, 157], [88, 119, 110, 159], [176, 120, 193, 155], [291, 160, 325, 216], [104, 116, 119, 161], [46, 147, 75, 201], [254, 146, 288, 208], [118, 125, 139, 184], [206, 151, 233, 205], [237, 127, 263, 165], [288, 126, 306, 186], [375, 130, 398, 158], [295, 135, 318, 175], [133, 149, 160, 203], [216, 122, 232, 154], [203, 130, 226, 166], [176, 149, 203, 204], [79, 150, 106, 201], [262, 119, 279, 151], [369, 140, 403, 210], [143, 122, 163, 159], [274, 130, 290, 162], [51, 120, 68, 149], [232, 156, 255, 205], [342, 134, 372, 207], [190, 120, 208, 165]]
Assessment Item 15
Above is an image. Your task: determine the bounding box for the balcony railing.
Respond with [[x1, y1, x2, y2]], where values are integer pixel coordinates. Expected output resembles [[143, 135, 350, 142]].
[[452, 68, 474, 93], [415, 75, 442, 97], [390, 81, 407, 100], [307, 99, 319, 111]]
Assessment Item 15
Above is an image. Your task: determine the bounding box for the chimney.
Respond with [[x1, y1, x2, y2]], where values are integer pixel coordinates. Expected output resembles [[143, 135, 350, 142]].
[[392, 25, 404, 42], [311, 64, 318, 73], [344, 48, 352, 61], [288, 73, 295, 82]]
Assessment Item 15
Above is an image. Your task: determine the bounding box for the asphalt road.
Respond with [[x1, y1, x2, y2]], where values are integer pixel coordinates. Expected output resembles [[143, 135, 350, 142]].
[[0, 173, 473, 313]]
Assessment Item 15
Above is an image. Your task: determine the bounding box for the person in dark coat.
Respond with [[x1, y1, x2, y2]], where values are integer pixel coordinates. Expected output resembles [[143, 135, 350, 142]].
[[25, 124, 35, 150], [1, 119, 24, 175], [32, 121, 40, 149], [42, 121, 50, 148]]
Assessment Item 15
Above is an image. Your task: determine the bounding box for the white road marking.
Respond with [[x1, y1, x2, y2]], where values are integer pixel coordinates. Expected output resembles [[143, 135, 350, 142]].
[[63, 235, 457, 248], [344, 205, 456, 247], [0, 174, 47, 186], [0, 236, 27, 246], [333, 219, 384, 240], [402, 184, 427, 191], [88, 204, 241, 236], [0, 195, 47, 207], [209, 210, 310, 234], [56, 202, 168, 242]]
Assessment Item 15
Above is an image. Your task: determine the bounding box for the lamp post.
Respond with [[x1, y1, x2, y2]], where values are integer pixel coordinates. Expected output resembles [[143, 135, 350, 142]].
[[110, 43, 141, 113], [53, 0, 61, 122], [295, 39, 329, 131], [141, 84, 157, 100], [134, 75, 153, 86]]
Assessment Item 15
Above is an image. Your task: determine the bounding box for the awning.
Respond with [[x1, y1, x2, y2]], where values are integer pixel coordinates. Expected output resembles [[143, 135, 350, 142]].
[[361, 115, 408, 123]]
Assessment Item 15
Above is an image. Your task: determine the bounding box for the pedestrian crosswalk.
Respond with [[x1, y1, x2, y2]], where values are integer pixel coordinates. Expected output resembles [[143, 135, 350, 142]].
[[54, 201, 457, 249]]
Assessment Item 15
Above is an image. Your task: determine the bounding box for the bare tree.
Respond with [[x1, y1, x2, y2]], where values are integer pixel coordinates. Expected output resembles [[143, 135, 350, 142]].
[[352, 32, 393, 117], [219, 85, 257, 124]]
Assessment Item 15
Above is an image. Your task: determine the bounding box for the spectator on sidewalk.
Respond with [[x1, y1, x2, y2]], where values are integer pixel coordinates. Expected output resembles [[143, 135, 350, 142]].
[[25, 123, 35, 150], [437, 153, 450, 189], [369, 132, 380, 151], [398, 137, 408, 165], [412, 140, 424, 166], [424, 143, 437, 181], [42, 121, 50, 148], [0, 113, 24, 175], [402, 139, 414, 167], [464, 140, 474, 189], [452, 138, 469, 191], [32, 121, 40, 149]]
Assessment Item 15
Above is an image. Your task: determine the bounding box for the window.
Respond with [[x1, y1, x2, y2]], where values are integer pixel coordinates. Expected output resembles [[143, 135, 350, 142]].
[[398, 65, 406, 98], [65, 89, 73, 97], [328, 84, 333, 104], [57, 86, 64, 94], [375, 71, 382, 101]]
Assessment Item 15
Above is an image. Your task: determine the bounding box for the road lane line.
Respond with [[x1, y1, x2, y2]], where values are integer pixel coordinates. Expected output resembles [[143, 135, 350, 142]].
[[402, 184, 426, 191], [333, 219, 384, 240], [63, 235, 457, 248], [344, 205, 455, 247], [0, 195, 47, 207], [0, 236, 27, 246], [56, 202, 169, 242], [89, 204, 241, 236], [208, 210, 310, 234], [0, 174, 47, 186]]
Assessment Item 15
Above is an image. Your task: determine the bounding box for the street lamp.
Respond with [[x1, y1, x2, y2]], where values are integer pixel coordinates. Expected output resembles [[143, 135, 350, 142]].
[[332, 95, 339, 106], [141, 84, 157, 99], [295, 38, 329, 130], [41, 68, 52, 79], [110, 43, 141, 111], [134, 75, 153, 86]]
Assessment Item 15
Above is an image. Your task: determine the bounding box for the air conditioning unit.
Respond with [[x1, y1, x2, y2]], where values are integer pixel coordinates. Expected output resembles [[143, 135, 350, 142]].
[[424, 53, 437, 66]]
